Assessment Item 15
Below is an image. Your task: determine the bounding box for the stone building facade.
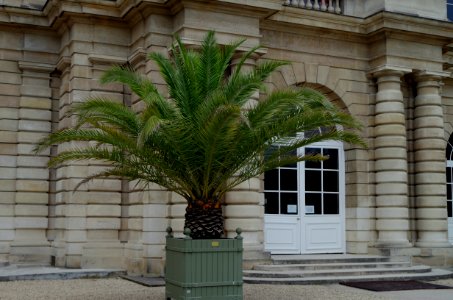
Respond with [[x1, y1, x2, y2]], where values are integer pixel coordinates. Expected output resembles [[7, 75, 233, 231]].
[[0, 0, 453, 275]]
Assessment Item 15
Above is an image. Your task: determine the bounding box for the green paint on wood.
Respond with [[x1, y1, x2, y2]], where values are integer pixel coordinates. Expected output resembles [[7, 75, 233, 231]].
[[165, 237, 243, 300]]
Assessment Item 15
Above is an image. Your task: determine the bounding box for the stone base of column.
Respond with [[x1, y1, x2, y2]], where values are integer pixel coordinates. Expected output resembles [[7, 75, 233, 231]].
[[374, 240, 412, 248], [415, 241, 452, 248], [81, 241, 125, 269], [124, 242, 146, 275], [242, 244, 271, 270], [9, 240, 51, 265]]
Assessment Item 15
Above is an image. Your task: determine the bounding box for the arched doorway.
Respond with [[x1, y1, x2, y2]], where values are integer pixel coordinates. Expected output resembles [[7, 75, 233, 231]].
[[264, 138, 345, 254], [446, 134, 453, 244]]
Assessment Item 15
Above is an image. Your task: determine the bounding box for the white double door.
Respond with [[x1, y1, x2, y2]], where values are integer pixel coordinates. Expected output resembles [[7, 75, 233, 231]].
[[264, 141, 345, 254]]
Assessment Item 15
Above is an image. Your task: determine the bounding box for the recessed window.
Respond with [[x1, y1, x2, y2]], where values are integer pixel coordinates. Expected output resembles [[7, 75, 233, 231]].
[[448, 0, 453, 21]]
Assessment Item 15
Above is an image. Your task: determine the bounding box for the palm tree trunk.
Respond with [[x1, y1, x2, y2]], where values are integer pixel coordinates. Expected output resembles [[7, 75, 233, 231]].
[[184, 204, 224, 239]]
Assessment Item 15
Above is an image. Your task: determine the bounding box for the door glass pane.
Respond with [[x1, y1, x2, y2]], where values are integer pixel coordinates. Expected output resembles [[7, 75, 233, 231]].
[[264, 169, 278, 190], [323, 194, 339, 214], [448, 184, 452, 201], [323, 171, 339, 192], [264, 192, 279, 214], [305, 170, 321, 191], [280, 169, 297, 191], [305, 193, 321, 215], [323, 148, 338, 169], [448, 201, 452, 218], [280, 193, 298, 215], [305, 148, 321, 169]]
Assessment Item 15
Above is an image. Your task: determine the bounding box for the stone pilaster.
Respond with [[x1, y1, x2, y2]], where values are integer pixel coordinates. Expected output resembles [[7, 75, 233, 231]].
[[372, 67, 411, 248], [0, 60, 21, 260], [10, 62, 54, 264], [413, 71, 450, 248], [224, 52, 267, 261]]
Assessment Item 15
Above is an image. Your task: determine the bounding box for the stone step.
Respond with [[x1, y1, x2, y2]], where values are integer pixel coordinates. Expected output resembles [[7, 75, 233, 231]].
[[244, 265, 431, 279], [244, 268, 453, 284], [271, 254, 406, 265], [0, 266, 126, 281], [254, 261, 412, 271]]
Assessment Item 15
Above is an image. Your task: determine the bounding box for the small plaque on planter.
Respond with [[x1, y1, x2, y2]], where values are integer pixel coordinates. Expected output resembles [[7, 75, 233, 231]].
[[211, 241, 220, 247]]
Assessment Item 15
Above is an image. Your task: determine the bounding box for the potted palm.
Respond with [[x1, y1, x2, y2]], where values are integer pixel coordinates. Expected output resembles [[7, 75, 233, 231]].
[[35, 32, 364, 299]]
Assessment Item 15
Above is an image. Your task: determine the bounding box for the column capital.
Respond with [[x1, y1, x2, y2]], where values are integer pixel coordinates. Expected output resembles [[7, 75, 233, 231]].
[[413, 70, 450, 82], [368, 65, 412, 79]]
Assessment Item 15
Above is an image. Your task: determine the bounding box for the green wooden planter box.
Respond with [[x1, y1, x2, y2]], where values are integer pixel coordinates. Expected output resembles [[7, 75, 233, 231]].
[[165, 228, 243, 300]]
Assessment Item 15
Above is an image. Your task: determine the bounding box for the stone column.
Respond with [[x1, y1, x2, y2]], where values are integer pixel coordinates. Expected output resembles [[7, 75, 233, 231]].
[[413, 71, 450, 247], [10, 62, 54, 264], [373, 68, 411, 248]]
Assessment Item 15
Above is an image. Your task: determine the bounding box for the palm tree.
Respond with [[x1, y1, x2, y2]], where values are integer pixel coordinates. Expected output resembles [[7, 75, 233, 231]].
[[35, 31, 364, 239]]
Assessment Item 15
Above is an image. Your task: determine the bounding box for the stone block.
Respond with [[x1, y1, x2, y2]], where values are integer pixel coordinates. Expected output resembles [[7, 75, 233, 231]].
[[224, 218, 262, 231], [63, 205, 87, 217], [16, 168, 49, 180], [0, 180, 15, 193], [0, 230, 14, 241], [169, 204, 186, 218], [65, 218, 87, 230], [128, 218, 143, 230], [19, 97, 52, 110], [14, 217, 48, 229], [0, 132, 17, 144], [17, 156, 49, 168], [224, 205, 262, 218], [128, 204, 144, 217], [86, 230, 119, 240], [143, 217, 168, 231], [143, 204, 168, 218], [19, 108, 52, 121], [224, 191, 261, 205], [0, 119, 18, 131], [18, 120, 51, 132], [86, 218, 120, 229], [142, 231, 166, 244], [0, 144, 17, 156], [0, 108, 18, 119], [0, 217, 14, 229], [0, 167, 15, 179], [15, 204, 48, 216], [86, 205, 121, 217]]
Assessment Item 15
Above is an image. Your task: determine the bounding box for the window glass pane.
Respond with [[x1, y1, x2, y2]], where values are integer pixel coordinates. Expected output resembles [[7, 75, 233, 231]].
[[323, 148, 338, 169], [448, 201, 452, 218], [305, 193, 322, 215], [323, 171, 339, 192], [280, 193, 298, 215], [305, 148, 321, 169], [305, 170, 321, 191], [264, 169, 279, 190], [323, 194, 339, 214], [280, 169, 297, 191], [448, 184, 452, 201], [264, 192, 279, 214]]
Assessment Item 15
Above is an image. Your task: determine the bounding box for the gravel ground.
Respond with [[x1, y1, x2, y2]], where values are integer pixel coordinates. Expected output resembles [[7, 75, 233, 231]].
[[0, 278, 452, 300]]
